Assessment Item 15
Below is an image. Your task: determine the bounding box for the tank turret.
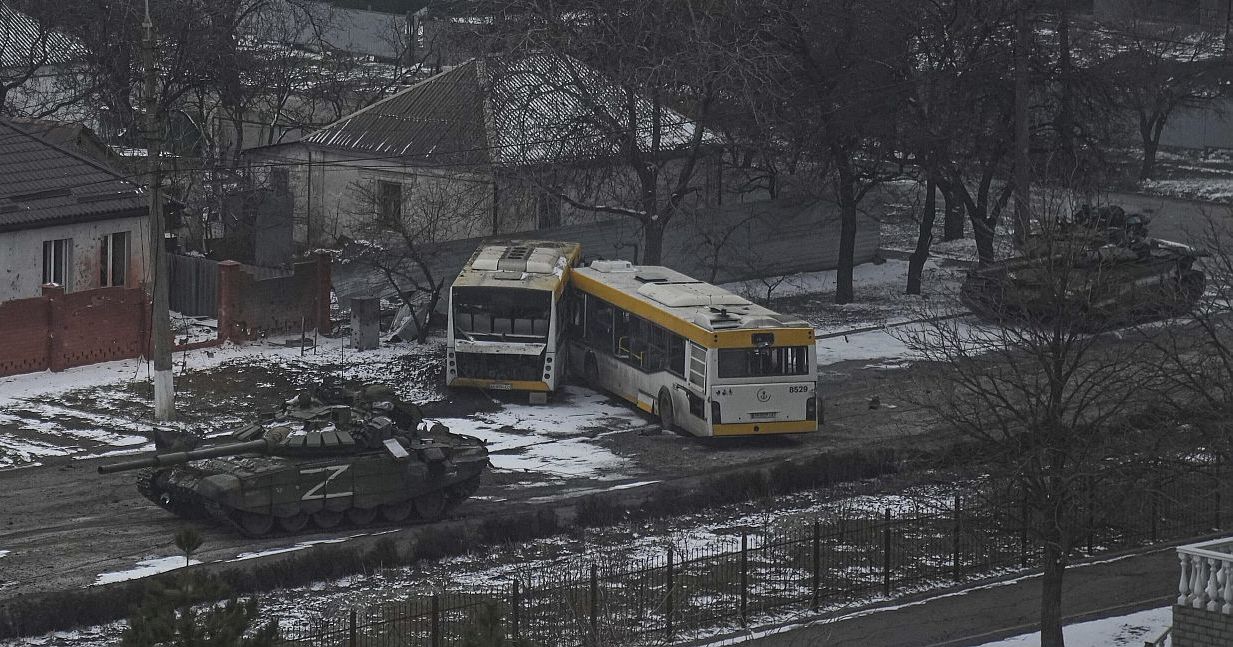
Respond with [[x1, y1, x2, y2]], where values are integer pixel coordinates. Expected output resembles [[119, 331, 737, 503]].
[[98, 387, 488, 537], [961, 205, 1205, 329]]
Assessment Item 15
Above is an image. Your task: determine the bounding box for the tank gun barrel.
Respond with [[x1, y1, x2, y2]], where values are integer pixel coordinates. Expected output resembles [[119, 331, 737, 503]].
[[98, 438, 270, 474]]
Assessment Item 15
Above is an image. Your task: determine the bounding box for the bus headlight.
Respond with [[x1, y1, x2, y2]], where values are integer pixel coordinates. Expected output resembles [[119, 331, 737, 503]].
[[711, 400, 722, 424]]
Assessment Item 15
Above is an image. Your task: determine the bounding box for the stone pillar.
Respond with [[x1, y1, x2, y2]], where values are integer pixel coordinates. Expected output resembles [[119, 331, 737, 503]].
[[350, 297, 380, 351], [217, 261, 241, 343], [42, 283, 65, 372]]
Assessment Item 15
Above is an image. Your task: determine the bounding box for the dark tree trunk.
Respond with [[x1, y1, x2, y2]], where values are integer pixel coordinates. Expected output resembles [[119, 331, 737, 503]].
[[1056, 6, 1075, 174], [1040, 543, 1067, 647], [642, 218, 665, 265], [416, 285, 443, 344], [1139, 115, 1164, 180], [942, 182, 965, 241], [907, 176, 936, 295], [834, 159, 858, 305]]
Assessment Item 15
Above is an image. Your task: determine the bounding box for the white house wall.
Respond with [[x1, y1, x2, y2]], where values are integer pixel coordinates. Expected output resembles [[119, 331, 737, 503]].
[[0, 216, 150, 302]]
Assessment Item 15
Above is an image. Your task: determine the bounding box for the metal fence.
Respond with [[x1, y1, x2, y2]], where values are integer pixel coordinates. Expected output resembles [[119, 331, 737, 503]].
[[278, 465, 1227, 647], [168, 254, 293, 318]]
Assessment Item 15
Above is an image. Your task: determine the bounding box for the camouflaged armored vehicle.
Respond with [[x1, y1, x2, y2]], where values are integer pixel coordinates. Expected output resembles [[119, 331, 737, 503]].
[[99, 386, 489, 536], [960, 205, 1205, 329]]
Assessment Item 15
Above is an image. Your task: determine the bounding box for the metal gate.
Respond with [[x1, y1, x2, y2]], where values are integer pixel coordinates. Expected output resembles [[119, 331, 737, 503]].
[[169, 254, 219, 317]]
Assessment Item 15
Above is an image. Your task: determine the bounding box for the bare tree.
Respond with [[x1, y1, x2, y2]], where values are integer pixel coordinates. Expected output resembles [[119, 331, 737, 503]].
[[1103, 16, 1229, 180], [753, 0, 911, 304], [344, 172, 490, 343], [899, 200, 1175, 647], [478, 0, 743, 264]]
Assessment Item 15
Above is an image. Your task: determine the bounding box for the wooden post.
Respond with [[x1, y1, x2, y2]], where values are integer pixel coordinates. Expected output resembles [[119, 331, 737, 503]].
[[1216, 456, 1224, 530], [882, 508, 892, 597], [590, 563, 599, 641], [348, 608, 356, 647], [1020, 493, 1029, 567], [811, 520, 821, 610], [1086, 475, 1095, 556], [666, 547, 674, 640], [740, 532, 749, 626], [430, 594, 440, 647], [511, 579, 520, 641]]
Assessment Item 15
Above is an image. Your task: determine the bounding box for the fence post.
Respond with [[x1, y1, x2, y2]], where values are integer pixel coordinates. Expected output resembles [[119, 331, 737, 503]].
[[952, 494, 961, 581], [348, 608, 356, 647], [590, 563, 599, 642], [1020, 493, 1029, 567], [740, 532, 749, 627], [666, 547, 674, 640], [431, 594, 440, 647], [1086, 475, 1095, 556], [882, 508, 892, 597], [811, 520, 821, 610], [1216, 456, 1223, 530], [511, 579, 520, 642], [1150, 471, 1159, 543]]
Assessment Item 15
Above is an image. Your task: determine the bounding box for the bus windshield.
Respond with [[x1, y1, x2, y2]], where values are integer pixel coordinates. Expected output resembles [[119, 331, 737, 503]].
[[717, 346, 810, 378], [453, 287, 552, 343]]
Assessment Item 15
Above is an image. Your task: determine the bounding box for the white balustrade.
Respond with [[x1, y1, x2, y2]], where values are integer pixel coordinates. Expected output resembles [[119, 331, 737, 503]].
[[1177, 538, 1233, 615]]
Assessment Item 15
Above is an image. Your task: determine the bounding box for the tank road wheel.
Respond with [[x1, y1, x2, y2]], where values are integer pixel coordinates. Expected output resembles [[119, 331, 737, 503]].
[[277, 512, 309, 533], [238, 512, 274, 537], [311, 510, 344, 529], [414, 491, 447, 522], [381, 501, 414, 523], [346, 507, 378, 526]]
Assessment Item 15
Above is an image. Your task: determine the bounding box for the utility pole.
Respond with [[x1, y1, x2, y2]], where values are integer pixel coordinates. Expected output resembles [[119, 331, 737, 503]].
[[1013, 1, 1032, 247], [143, 1, 175, 421]]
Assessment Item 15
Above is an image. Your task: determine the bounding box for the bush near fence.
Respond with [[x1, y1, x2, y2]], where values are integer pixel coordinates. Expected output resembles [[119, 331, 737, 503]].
[[279, 463, 1229, 647]]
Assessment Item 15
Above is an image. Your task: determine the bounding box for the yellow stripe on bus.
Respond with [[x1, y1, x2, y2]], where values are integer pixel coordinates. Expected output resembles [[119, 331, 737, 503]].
[[711, 421, 819, 436], [571, 272, 815, 349], [450, 378, 552, 392]]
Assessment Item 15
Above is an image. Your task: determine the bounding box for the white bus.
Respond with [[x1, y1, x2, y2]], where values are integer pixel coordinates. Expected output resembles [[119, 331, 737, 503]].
[[567, 261, 819, 437], [446, 241, 581, 400]]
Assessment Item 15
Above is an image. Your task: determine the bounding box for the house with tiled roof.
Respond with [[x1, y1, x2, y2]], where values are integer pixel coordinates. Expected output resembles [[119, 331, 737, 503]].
[[243, 54, 724, 252], [0, 118, 151, 302]]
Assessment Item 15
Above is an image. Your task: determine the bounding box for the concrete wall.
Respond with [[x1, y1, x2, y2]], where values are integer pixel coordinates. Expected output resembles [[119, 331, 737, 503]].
[[1174, 604, 1233, 647], [1159, 98, 1233, 150], [248, 146, 723, 253], [0, 215, 150, 303]]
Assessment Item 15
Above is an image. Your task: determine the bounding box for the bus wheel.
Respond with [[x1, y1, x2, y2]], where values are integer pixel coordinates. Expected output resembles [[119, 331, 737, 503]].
[[657, 387, 676, 433], [584, 353, 600, 389]]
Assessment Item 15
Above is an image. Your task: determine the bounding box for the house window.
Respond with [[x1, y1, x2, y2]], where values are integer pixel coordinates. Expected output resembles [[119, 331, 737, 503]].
[[100, 231, 129, 287], [377, 180, 402, 221], [42, 238, 71, 288]]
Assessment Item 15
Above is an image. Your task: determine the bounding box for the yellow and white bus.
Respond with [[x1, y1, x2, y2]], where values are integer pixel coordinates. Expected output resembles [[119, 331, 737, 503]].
[[446, 241, 582, 400], [566, 260, 819, 437]]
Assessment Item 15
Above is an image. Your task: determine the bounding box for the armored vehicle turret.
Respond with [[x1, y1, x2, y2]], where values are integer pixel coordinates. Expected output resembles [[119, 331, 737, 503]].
[[960, 205, 1205, 329], [99, 386, 489, 537]]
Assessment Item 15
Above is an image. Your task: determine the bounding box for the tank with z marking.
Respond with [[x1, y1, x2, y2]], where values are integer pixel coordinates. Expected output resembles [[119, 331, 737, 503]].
[[98, 385, 489, 537]]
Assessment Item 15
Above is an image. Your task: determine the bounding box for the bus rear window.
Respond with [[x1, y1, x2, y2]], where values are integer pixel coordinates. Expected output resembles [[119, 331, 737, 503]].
[[717, 347, 810, 378], [453, 287, 551, 341]]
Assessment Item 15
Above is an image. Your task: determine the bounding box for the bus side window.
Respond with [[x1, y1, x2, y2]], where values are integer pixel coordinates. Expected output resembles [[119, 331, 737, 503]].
[[585, 297, 613, 349], [645, 325, 666, 371], [667, 333, 686, 377]]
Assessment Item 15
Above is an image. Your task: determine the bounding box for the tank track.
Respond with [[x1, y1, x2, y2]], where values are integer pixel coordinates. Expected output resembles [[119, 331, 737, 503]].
[[136, 469, 485, 537]]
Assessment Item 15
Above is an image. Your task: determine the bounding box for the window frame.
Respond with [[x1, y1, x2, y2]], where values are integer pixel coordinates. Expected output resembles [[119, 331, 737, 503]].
[[100, 231, 130, 288], [42, 238, 71, 289]]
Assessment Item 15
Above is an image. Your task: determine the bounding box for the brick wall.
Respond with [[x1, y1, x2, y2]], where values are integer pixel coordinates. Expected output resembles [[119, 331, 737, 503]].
[[1174, 604, 1233, 647], [218, 253, 331, 341], [0, 284, 150, 378]]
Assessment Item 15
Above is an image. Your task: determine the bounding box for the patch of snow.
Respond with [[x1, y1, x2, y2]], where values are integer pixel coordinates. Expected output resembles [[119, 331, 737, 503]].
[[973, 606, 1171, 647], [434, 385, 643, 480], [0, 550, 10, 558], [93, 556, 200, 586], [229, 534, 380, 562], [817, 329, 913, 366]]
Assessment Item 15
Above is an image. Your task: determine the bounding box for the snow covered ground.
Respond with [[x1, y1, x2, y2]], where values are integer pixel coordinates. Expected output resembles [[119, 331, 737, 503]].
[[974, 606, 1171, 647]]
